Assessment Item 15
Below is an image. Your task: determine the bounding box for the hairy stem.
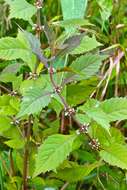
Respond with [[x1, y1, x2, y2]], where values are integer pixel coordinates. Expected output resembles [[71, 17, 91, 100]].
[[23, 115, 32, 190]]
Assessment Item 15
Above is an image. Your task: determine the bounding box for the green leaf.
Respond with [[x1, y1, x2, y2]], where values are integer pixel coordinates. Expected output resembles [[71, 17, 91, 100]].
[[0, 31, 36, 71], [23, 31, 41, 56], [33, 134, 77, 177], [0, 73, 17, 83], [76, 113, 91, 125], [78, 99, 110, 132], [17, 87, 51, 117], [2, 62, 22, 74], [100, 143, 127, 170], [6, 0, 36, 23], [49, 98, 63, 116], [65, 53, 105, 82], [0, 96, 20, 116], [20, 76, 50, 95], [60, 0, 88, 32], [78, 97, 127, 132], [0, 37, 31, 62], [2, 125, 22, 139], [0, 37, 29, 61], [109, 128, 125, 145], [100, 97, 127, 121], [0, 116, 12, 133], [61, 0, 88, 20], [0, 95, 11, 106], [71, 35, 102, 54], [57, 34, 84, 57], [87, 108, 110, 132], [89, 123, 125, 147], [67, 81, 97, 106], [53, 19, 91, 28], [4, 138, 25, 149], [52, 162, 100, 182], [97, 0, 113, 22]]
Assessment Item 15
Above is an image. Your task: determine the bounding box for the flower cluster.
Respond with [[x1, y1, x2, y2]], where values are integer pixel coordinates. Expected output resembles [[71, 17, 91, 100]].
[[34, 0, 43, 9], [89, 138, 100, 150], [65, 107, 75, 116]]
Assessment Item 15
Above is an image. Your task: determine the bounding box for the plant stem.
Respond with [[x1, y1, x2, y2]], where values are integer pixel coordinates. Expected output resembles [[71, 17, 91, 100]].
[[60, 111, 65, 133], [0, 154, 12, 178], [23, 115, 32, 190], [36, 7, 41, 40], [49, 64, 93, 141], [0, 84, 11, 93], [49, 65, 68, 109], [34, 0, 42, 73], [60, 182, 69, 190], [9, 149, 15, 176]]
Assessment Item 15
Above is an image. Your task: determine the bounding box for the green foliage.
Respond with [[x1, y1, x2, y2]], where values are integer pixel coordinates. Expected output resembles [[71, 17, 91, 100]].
[[33, 134, 77, 177], [53, 18, 91, 28], [4, 138, 25, 149], [0, 31, 36, 70], [97, 0, 113, 22], [78, 97, 127, 132], [61, 0, 88, 32], [66, 53, 105, 81], [71, 35, 102, 54], [0, 0, 127, 189], [100, 143, 127, 170], [100, 97, 127, 121], [52, 161, 100, 182], [0, 116, 12, 133], [61, 0, 88, 20], [17, 87, 51, 117], [5, 0, 36, 23]]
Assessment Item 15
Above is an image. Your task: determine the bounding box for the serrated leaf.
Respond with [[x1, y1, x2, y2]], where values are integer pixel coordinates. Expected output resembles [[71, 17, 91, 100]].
[[89, 123, 125, 147], [0, 31, 37, 71], [20, 76, 50, 95], [0, 37, 29, 61], [33, 134, 77, 177], [60, 0, 88, 32], [86, 108, 110, 132], [17, 87, 51, 117], [78, 99, 110, 132], [78, 97, 127, 132], [5, 0, 36, 23], [23, 31, 41, 56], [52, 162, 99, 182], [0, 37, 32, 63], [4, 138, 25, 149], [110, 128, 125, 145], [65, 53, 105, 82], [100, 97, 127, 121], [100, 143, 127, 170], [57, 34, 84, 57], [71, 35, 102, 54]]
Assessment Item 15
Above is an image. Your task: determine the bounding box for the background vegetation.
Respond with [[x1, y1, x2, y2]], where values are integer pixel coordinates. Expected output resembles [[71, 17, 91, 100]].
[[0, 0, 127, 189]]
